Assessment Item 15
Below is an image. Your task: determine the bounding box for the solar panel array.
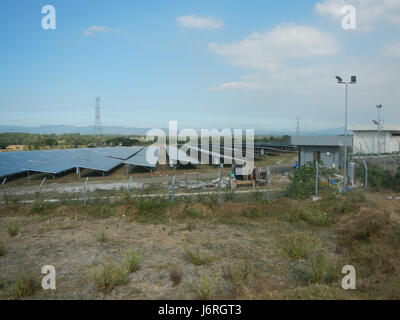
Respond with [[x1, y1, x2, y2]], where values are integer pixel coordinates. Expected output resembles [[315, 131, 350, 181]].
[[0, 147, 145, 178], [123, 147, 159, 168], [166, 146, 199, 166]]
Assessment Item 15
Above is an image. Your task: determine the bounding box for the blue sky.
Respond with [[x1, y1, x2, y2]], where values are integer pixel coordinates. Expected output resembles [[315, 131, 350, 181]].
[[1, 0, 400, 131]]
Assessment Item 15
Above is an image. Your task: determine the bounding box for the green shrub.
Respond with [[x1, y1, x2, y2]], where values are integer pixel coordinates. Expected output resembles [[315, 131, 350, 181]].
[[282, 233, 319, 260], [357, 165, 397, 191], [285, 163, 317, 199], [90, 261, 129, 293], [309, 252, 339, 284], [334, 190, 366, 214], [286, 162, 336, 199], [299, 208, 330, 226], [7, 222, 20, 237]]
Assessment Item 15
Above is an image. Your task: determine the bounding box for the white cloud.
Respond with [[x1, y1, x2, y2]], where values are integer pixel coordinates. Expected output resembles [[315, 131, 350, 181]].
[[209, 82, 262, 91], [208, 23, 339, 71], [314, 0, 400, 30], [83, 26, 120, 36], [177, 14, 223, 29]]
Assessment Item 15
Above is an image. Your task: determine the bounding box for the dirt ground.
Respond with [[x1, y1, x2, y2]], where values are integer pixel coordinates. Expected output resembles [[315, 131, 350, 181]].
[[1, 189, 400, 300]]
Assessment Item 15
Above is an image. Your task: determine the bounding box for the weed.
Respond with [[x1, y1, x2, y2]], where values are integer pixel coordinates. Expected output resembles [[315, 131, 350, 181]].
[[30, 200, 50, 215], [90, 260, 129, 293], [243, 206, 264, 218], [184, 206, 205, 219], [95, 229, 107, 242], [185, 247, 211, 266], [192, 271, 220, 300], [100, 204, 113, 218], [250, 191, 264, 202], [0, 239, 5, 256], [221, 263, 250, 295], [134, 199, 170, 224], [7, 222, 20, 237], [185, 221, 196, 231], [169, 264, 183, 287], [309, 252, 339, 284], [223, 191, 235, 202], [124, 247, 143, 273], [12, 271, 40, 299], [282, 233, 319, 260], [299, 208, 330, 226], [334, 190, 366, 214]]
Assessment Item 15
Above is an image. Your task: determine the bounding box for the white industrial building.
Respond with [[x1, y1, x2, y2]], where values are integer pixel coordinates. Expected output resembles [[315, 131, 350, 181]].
[[349, 125, 400, 155]]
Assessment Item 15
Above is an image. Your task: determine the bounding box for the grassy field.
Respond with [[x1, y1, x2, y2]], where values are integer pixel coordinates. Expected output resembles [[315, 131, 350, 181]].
[[1, 188, 399, 300]]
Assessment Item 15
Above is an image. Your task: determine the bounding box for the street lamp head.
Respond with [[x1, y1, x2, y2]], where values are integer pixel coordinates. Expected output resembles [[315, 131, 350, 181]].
[[372, 120, 379, 125], [336, 76, 343, 83], [376, 104, 382, 109], [350, 75, 357, 84]]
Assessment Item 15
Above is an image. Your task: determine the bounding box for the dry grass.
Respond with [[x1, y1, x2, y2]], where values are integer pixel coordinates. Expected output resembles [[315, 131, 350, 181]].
[[0, 189, 399, 299]]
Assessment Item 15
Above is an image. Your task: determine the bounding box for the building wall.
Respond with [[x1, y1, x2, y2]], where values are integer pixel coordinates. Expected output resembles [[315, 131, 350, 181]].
[[299, 146, 341, 168], [353, 131, 400, 154]]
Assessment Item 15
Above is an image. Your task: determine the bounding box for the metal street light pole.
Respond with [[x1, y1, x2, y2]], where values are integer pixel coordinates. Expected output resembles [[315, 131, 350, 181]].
[[377, 104, 383, 157], [344, 82, 348, 191], [336, 76, 356, 192]]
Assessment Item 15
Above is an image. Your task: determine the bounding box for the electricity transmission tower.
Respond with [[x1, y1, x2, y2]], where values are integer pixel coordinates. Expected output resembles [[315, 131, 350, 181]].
[[296, 117, 300, 136], [93, 97, 102, 137]]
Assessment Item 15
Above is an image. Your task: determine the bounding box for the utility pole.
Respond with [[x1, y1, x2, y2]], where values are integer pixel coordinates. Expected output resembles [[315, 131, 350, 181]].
[[336, 76, 357, 192]]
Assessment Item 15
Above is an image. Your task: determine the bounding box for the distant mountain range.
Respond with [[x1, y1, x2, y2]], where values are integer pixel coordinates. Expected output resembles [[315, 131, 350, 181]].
[[0, 125, 346, 136]]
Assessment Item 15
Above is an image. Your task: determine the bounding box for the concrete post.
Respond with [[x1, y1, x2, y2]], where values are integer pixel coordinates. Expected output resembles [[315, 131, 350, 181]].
[[40, 177, 46, 202], [265, 166, 270, 201], [363, 160, 368, 191], [0, 178, 6, 203], [315, 161, 319, 197], [83, 177, 88, 205]]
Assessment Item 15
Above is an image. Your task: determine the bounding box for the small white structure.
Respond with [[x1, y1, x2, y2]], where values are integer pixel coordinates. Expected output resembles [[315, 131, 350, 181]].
[[350, 125, 400, 155]]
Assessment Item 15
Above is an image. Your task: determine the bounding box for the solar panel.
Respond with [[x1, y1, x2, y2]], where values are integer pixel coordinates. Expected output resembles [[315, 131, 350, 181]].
[[91, 146, 143, 160], [166, 146, 200, 165], [123, 147, 159, 168], [0, 146, 146, 178]]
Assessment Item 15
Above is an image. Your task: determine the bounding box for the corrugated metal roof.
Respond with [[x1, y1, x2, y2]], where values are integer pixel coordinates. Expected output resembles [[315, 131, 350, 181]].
[[290, 136, 353, 147], [349, 125, 400, 132]]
